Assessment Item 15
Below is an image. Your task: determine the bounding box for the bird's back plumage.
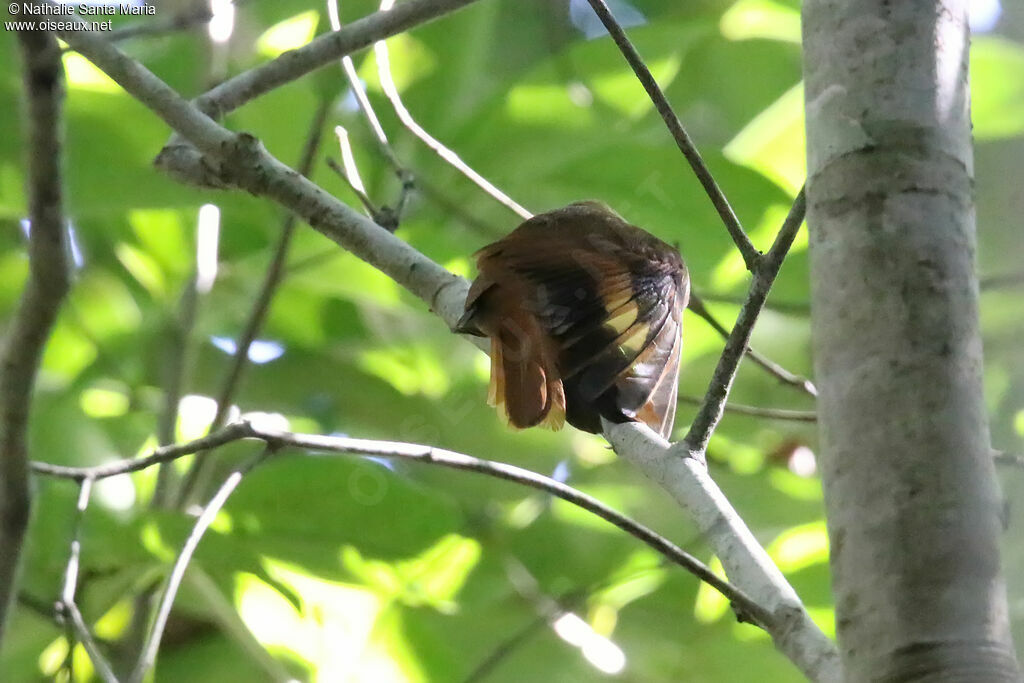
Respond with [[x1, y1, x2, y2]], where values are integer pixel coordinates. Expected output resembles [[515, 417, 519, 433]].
[[458, 202, 689, 438]]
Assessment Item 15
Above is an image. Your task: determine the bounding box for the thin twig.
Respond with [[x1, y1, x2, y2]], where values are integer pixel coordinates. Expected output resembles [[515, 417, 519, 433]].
[[688, 293, 818, 397], [1, 27, 73, 647], [65, 603, 119, 683], [326, 147, 406, 232], [327, 0, 405, 172], [55, 478, 118, 683], [460, 560, 585, 683], [30, 422, 254, 480], [59, 478, 92, 627], [195, 0, 484, 118], [583, 0, 760, 270], [17, 592, 56, 622], [32, 422, 772, 630], [132, 448, 271, 682], [695, 291, 811, 316], [684, 188, 807, 454], [993, 449, 1024, 469], [151, 275, 199, 507], [374, 0, 532, 220], [327, 152, 380, 218], [463, 557, 672, 683], [52, 10, 472, 326], [461, 612, 548, 683], [677, 395, 816, 423], [416, 177, 504, 238], [156, 0, 485, 187], [210, 101, 329, 420], [261, 428, 774, 628], [175, 100, 331, 508], [102, 6, 214, 44], [329, 0, 417, 226], [980, 271, 1024, 291]]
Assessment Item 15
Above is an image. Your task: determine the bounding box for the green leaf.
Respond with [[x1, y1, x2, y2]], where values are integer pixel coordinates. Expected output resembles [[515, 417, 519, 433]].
[[257, 10, 321, 58], [720, 0, 801, 44], [971, 37, 1024, 140]]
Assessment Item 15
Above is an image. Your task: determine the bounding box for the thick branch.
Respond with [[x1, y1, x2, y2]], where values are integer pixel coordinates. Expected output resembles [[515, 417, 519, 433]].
[[803, 1, 1019, 677], [1, 28, 72, 648], [603, 420, 838, 680]]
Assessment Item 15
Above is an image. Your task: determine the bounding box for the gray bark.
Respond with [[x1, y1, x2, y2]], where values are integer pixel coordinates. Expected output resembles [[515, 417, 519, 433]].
[[802, 0, 1021, 680]]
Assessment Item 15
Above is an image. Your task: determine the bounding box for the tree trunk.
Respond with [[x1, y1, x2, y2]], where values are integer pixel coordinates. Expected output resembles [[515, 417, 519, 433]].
[[802, 0, 1021, 680]]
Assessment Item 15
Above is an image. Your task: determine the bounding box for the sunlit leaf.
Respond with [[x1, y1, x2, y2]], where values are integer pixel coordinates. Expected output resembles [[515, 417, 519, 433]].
[[720, 0, 801, 44], [80, 382, 130, 418], [127, 209, 191, 278], [115, 242, 166, 297], [93, 600, 132, 640], [506, 83, 597, 128], [177, 394, 219, 442], [140, 520, 175, 563], [257, 10, 320, 57], [591, 55, 682, 118], [592, 549, 667, 610], [37, 637, 67, 677], [807, 606, 837, 639], [768, 468, 824, 501], [359, 346, 450, 398], [364, 607, 430, 682], [40, 321, 96, 382], [0, 250, 29, 312], [724, 82, 805, 195], [552, 484, 643, 530], [62, 53, 120, 93], [70, 270, 142, 340], [693, 556, 730, 623], [192, 568, 299, 682], [395, 533, 481, 610], [235, 560, 424, 681], [767, 521, 829, 573], [971, 37, 1024, 139], [358, 34, 438, 94]]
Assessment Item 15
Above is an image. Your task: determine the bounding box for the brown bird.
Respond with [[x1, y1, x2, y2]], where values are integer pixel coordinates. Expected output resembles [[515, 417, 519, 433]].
[[457, 201, 689, 439]]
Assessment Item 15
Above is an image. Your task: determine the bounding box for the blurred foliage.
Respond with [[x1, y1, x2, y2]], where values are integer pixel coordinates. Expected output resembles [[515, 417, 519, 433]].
[[1, 0, 1023, 681]]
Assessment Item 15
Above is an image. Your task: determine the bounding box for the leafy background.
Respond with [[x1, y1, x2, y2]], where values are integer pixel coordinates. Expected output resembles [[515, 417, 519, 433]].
[[1, 0, 1022, 680]]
